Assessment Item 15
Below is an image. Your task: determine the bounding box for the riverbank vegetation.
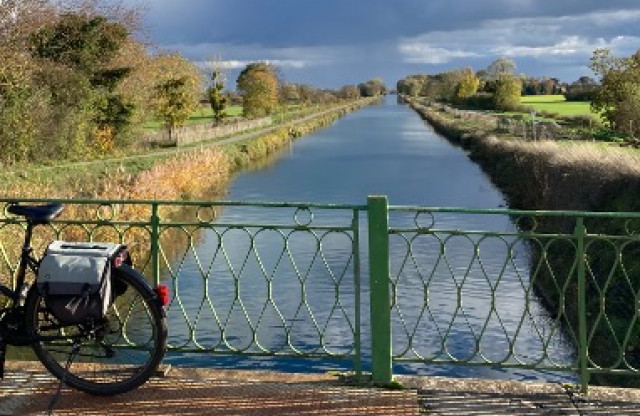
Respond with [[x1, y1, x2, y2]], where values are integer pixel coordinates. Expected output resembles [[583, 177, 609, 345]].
[[0, 98, 376, 287], [397, 52, 640, 379], [0, 1, 387, 171], [397, 50, 640, 143], [403, 96, 640, 386]]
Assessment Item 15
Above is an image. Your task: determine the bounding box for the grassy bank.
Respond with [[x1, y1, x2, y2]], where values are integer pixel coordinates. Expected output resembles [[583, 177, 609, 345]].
[[405, 98, 640, 212], [1, 99, 374, 198], [0, 98, 376, 284]]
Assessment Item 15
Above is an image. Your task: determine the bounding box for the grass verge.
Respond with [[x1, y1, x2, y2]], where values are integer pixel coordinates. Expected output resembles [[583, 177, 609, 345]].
[[520, 95, 593, 116]]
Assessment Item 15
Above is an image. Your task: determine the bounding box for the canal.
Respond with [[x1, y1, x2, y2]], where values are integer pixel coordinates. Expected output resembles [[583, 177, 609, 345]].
[[165, 96, 575, 382]]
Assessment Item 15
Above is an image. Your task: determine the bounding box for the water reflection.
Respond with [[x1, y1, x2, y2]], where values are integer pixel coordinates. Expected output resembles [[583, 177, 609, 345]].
[[164, 96, 575, 383]]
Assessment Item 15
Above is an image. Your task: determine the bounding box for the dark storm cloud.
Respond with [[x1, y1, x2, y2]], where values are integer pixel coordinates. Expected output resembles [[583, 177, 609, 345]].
[[138, 0, 640, 47], [124, 0, 640, 87]]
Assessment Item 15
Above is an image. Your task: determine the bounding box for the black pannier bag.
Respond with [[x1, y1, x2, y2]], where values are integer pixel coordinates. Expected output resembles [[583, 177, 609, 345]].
[[37, 241, 125, 325]]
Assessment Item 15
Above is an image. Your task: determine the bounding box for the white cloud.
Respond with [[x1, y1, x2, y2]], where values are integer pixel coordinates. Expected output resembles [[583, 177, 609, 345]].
[[398, 8, 640, 65], [492, 36, 596, 57], [398, 43, 480, 64], [160, 42, 340, 71], [198, 59, 309, 70]]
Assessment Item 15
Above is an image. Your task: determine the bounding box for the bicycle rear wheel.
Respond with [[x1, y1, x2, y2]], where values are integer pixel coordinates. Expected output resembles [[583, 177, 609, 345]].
[[25, 264, 167, 396]]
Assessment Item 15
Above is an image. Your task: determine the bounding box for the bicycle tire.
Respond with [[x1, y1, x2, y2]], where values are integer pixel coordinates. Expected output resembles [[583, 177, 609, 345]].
[[25, 264, 167, 396]]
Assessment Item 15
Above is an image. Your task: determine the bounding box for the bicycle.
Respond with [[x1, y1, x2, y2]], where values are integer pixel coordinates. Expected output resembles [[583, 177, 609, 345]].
[[0, 202, 168, 396]]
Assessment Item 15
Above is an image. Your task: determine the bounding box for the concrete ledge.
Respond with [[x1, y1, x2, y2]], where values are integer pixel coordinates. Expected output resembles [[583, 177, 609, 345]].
[[398, 375, 640, 415], [2, 362, 640, 415]]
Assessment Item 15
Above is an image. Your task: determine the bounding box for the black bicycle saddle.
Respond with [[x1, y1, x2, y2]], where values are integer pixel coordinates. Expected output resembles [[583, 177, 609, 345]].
[[7, 203, 64, 224]]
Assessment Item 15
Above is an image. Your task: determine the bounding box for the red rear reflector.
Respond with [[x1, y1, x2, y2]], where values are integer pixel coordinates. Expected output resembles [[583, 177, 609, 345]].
[[113, 252, 127, 268], [113, 256, 122, 268], [155, 285, 170, 307]]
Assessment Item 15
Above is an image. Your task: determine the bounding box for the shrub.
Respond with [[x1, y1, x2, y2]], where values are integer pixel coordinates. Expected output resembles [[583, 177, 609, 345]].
[[564, 88, 597, 102], [493, 76, 522, 111], [458, 93, 493, 110]]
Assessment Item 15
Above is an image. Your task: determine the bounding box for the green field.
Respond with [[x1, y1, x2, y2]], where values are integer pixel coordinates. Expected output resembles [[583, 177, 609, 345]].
[[520, 95, 593, 116], [143, 104, 244, 130]]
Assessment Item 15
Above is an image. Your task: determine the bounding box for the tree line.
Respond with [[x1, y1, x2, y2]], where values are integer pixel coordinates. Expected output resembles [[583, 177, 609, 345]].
[[397, 58, 524, 111], [0, 1, 388, 167], [397, 50, 640, 137]]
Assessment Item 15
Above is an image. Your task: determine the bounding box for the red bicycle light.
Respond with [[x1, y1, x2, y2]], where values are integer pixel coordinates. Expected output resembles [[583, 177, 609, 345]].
[[112, 251, 128, 268], [155, 285, 170, 307]]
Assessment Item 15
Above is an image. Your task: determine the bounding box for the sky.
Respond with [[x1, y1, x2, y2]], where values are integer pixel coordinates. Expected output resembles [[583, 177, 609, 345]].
[[123, 0, 640, 90]]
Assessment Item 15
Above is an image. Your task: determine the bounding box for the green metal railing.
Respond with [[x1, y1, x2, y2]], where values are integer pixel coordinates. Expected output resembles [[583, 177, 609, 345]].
[[0, 198, 364, 373], [1, 196, 640, 391]]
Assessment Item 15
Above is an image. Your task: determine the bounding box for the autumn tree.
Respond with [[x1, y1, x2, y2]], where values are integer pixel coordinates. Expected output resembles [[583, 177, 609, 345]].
[[492, 76, 522, 111], [29, 12, 136, 151], [237, 62, 279, 117], [0, 1, 187, 164], [397, 76, 424, 97], [280, 83, 301, 103], [590, 48, 640, 135], [0, 47, 44, 162], [152, 75, 200, 141], [297, 84, 316, 104], [145, 53, 201, 141], [30, 13, 128, 74], [455, 68, 479, 100], [0, 0, 54, 50]]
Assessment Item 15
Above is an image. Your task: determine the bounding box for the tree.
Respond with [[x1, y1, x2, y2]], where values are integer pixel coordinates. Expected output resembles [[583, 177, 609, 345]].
[[397, 77, 423, 97], [236, 62, 279, 117], [152, 76, 199, 141], [29, 12, 135, 147], [564, 76, 599, 102], [420, 75, 444, 98], [492, 76, 522, 111], [358, 78, 387, 97], [485, 57, 516, 81], [0, 47, 42, 163], [337, 85, 360, 100], [590, 48, 640, 135], [0, 2, 159, 164], [481, 57, 517, 93], [297, 84, 315, 104], [207, 69, 227, 123], [0, 0, 54, 50], [280, 83, 301, 103], [455, 68, 479, 100], [29, 13, 128, 76]]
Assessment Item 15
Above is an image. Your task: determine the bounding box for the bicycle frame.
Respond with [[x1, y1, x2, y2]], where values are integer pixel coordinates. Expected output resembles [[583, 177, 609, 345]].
[[0, 218, 41, 306]]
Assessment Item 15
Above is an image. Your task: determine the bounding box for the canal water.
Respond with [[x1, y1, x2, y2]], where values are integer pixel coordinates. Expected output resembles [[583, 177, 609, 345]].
[[165, 96, 575, 382]]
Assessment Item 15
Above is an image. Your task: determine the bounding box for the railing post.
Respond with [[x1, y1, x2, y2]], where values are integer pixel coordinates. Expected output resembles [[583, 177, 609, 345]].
[[150, 202, 160, 287], [367, 195, 392, 384], [352, 209, 362, 380], [575, 217, 590, 393]]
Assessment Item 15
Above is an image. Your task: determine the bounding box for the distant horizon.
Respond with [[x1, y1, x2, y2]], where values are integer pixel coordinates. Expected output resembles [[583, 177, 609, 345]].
[[124, 0, 640, 89]]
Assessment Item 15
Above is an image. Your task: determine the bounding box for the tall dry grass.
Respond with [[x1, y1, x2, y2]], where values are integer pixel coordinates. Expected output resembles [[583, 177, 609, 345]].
[[1, 99, 373, 287], [0, 147, 231, 287], [0, 97, 378, 289], [481, 137, 640, 177], [406, 96, 640, 211]]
